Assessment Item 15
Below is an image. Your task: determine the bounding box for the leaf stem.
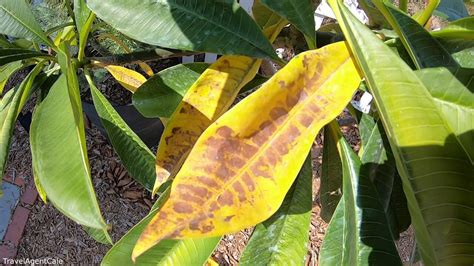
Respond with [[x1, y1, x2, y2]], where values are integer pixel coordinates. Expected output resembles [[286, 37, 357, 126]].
[[82, 49, 199, 67]]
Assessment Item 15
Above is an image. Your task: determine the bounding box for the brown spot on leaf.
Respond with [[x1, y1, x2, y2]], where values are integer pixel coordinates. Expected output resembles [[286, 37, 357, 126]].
[[224, 215, 235, 222], [202, 224, 214, 233], [300, 113, 313, 127], [181, 193, 205, 204], [287, 125, 300, 143], [216, 165, 234, 180], [240, 142, 258, 158], [199, 176, 220, 188], [286, 93, 299, 108], [250, 160, 270, 178], [276, 142, 289, 155], [171, 127, 181, 134], [210, 202, 219, 211], [269, 107, 287, 120], [177, 184, 209, 198], [217, 190, 234, 206], [308, 102, 321, 114], [266, 149, 278, 165], [232, 182, 246, 202], [173, 202, 193, 213], [216, 126, 233, 138], [242, 173, 255, 191], [278, 80, 286, 88], [229, 157, 246, 168]]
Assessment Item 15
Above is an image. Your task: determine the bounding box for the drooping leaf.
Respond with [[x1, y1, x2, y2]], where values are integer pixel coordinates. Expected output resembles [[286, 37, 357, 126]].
[[30, 74, 108, 232], [329, 1, 474, 264], [133, 63, 210, 118], [431, 17, 474, 39], [0, 61, 24, 94], [102, 185, 220, 265], [373, 0, 459, 70], [415, 67, 474, 162], [133, 41, 361, 259], [320, 121, 401, 265], [0, 48, 50, 66], [103, 65, 147, 93], [151, 16, 287, 195], [320, 125, 342, 222], [87, 0, 279, 60], [86, 71, 156, 191], [240, 155, 313, 265], [0, 0, 53, 46], [0, 63, 44, 178], [260, 0, 316, 47]]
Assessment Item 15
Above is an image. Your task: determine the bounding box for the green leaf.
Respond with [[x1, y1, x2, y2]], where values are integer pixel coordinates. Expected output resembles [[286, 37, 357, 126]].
[[0, 61, 24, 93], [358, 113, 410, 238], [320, 125, 342, 222], [74, 0, 95, 61], [83, 226, 113, 245], [431, 17, 474, 39], [319, 198, 344, 266], [260, 0, 316, 48], [240, 155, 312, 266], [87, 0, 278, 60], [0, 63, 43, 177], [133, 63, 209, 118], [252, 0, 283, 29], [86, 71, 156, 191], [0, 0, 53, 46], [438, 38, 474, 68], [415, 67, 474, 162], [330, 0, 474, 264], [30, 74, 108, 231], [373, 0, 459, 70], [101, 185, 220, 266], [0, 48, 50, 66], [320, 122, 401, 265]]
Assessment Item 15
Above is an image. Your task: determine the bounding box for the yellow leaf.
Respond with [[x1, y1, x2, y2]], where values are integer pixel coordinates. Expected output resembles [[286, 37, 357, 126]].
[[152, 19, 288, 196], [152, 56, 261, 195], [104, 65, 147, 93], [133, 42, 361, 259]]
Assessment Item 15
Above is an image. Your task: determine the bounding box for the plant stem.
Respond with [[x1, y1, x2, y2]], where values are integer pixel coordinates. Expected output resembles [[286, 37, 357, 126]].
[[84, 49, 199, 66], [399, 0, 408, 12]]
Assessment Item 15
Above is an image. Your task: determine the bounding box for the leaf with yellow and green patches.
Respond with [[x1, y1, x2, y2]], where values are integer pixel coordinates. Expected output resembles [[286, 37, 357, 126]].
[[152, 19, 287, 195], [103, 65, 147, 93], [133, 41, 361, 259]]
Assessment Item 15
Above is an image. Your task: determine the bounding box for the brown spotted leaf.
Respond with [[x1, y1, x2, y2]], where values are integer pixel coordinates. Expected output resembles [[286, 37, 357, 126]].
[[132, 42, 361, 259], [152, 20, 288, 195]]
